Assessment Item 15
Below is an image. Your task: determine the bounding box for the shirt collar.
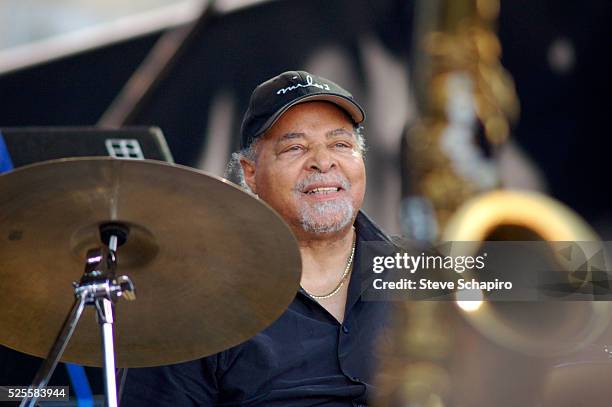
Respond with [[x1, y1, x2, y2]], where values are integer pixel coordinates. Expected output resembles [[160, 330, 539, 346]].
[[296, 210, 390, 318], [344, 210, 390, 316]]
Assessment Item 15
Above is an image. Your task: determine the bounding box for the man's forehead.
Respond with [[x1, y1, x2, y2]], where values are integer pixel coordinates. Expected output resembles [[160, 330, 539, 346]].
[[265, 102, 355, 137], [274, 128, 355, 143]]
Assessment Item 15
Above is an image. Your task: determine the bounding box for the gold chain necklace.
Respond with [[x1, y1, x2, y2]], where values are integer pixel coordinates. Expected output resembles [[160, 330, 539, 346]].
[[303, 231, 357, 300]]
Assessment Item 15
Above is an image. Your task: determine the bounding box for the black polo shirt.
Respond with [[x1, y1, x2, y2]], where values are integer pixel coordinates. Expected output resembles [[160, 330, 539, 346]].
[[122, 211, 392, 406]]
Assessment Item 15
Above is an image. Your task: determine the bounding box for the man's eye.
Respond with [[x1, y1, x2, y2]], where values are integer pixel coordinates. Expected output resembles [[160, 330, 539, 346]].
[[334, 142, 351, 149], [283, 145, 304, 153]]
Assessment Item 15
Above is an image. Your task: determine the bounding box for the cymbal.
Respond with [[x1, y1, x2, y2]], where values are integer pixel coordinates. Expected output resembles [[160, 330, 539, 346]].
[[0, 157, 301, 367]]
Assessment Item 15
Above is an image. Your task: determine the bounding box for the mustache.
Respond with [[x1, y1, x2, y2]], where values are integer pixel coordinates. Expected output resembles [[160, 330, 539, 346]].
[[294, 173, 351, 193]]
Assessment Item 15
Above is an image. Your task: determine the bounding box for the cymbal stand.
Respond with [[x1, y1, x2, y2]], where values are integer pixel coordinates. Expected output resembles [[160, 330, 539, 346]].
[[21, 224, 135, 407]]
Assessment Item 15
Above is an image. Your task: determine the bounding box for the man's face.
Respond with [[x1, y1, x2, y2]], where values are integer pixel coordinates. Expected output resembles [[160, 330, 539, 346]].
[[241, 101, 366, 237]]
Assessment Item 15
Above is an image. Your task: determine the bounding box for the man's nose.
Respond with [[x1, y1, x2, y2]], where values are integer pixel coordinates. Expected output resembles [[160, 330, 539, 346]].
[[307, 144, 336, 172]]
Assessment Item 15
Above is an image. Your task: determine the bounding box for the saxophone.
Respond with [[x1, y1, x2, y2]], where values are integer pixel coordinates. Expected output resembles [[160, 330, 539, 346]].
[[375, 1, 612, 405]]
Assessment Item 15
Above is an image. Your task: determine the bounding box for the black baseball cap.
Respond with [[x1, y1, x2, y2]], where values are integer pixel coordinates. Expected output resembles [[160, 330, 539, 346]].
[[240, 70, 365, 149]]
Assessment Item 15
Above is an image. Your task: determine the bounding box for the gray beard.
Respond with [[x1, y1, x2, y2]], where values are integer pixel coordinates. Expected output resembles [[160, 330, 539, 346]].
[[297, 197, 355, 234], [293, 172, 355, 234]]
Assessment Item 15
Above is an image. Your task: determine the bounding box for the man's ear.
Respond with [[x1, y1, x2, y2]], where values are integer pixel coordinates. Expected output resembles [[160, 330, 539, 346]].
[[240, 158, 257, 194]]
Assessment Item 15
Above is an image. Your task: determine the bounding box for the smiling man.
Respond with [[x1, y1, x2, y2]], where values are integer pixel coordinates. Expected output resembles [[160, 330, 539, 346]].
[[122, 71, 392, 406]]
